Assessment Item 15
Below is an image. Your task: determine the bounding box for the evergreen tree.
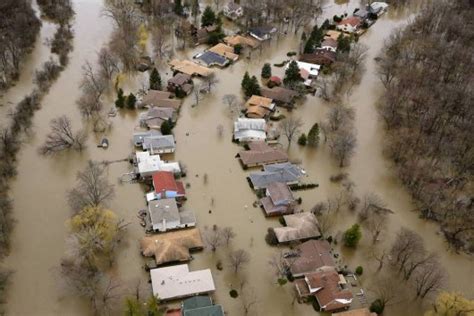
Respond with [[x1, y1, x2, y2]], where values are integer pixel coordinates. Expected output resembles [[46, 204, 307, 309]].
[[284, 61, 302, 86], [174, 0, 184, 16], [307, 123, 320, 147], [337, 34, 352, 53], [298, 133, 307, 146], [234, 44, 243, 54], [241, 71, 251, 93], [201, 6, 216, 27], [149, 67, 162, 90], [126, 93, 137, 109], [160, 119, 173, 135], [246, 76, 261, 97], [303, 38, 315, 54], [343, 224, 362, 247], [261, 63, 272, 79], [115, 88, 125, 108]]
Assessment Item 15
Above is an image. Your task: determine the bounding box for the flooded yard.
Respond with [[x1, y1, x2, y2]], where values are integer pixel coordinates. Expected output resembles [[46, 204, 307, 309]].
[[2, 0, 473, 315]]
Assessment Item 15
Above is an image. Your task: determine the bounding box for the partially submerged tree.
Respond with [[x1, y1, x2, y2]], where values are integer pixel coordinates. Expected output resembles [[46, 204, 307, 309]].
[[67, 161, 115, 212], [39, 115, 87, 155], [283, 60, 302, 87], [280, 117, 304, 149], [261, 63, 272, 79], [228, 249, 250, 273], [343, 224, 361, 248], [201, 6, 216, 27], [203, 225, 224, 252], [307, 123, 320, 147], [149, 67, 162, 90]]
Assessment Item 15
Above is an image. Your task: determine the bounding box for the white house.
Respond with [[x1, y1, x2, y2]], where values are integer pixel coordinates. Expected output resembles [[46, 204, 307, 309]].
[[369, 2, 389, 16], [288, 61, 321, 78], [223, 2, 243, 20], [150, 264, 215, 300], [136, 151, 181, 177], [233, 118, 267, 142], [249, 26, 277, 41]]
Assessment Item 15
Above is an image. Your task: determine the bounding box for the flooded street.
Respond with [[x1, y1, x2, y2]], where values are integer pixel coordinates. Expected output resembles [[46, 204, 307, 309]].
[[3, 0, 473, 315]]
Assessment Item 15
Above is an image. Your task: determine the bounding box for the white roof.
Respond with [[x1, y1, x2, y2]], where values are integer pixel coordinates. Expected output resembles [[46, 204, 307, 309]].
[[234, 130, 267, 141], [136, 151, 181, 175], [234, 118, 266, 132], [150, 264, 215, 300], [371, 2, 389, 10], [288, 61, 321, 77]]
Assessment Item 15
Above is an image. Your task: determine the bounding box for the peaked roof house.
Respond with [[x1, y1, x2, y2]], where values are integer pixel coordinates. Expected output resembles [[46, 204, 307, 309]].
[[287, 240, 335, 278], [148, 171, 185, 202], [223, 2, 243, 20], [320, 38, 338, 52], [169, 59, 213, 77], [260, 182, 295, 216], [249, 26, 277, 41], [167, 73, 193, 95], [150, 264, 215, 300], [237, 142, 288, 168], [290, 61, 321, 78], [194, 51, 229, 68], [147, 198, 195, 232], [233, 118, 267, 142], [300, 50, 337, 66], [139, 90, 181, 109], [274, 212, 321, 243], [294, 266, 353, 312], [248, 162, 305, 189], [195, 25, 217, 45], [139, 106, 177, 130], [208, 43, 239, 62], [182, 296, 224, 316], [337, 17, 362, 34], [245, 95, 275, 118], [133, 130, 161, 146], [140, 228, 203, 265], [135, 151, 181, 177], [261, 87, 298, 107], [142, 135, 176, 154], [224, 35, 258, 48]]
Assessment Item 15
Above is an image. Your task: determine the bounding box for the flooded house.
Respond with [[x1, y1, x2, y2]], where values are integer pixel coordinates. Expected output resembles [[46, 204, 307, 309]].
[[147, 171, 185, 202], [260, 182, 296, 216], [294, 266, 353, 312], [336, 17, 363, 34], [274, 212, 321, 243], [248, 162, 305, 189], [150, 264, 215, 300], [139, 106, 177, 130], [223, 2, 243, 20], [260, 87, 298, 107], [141, 134, 176, 154], [194, 51, 229, 68], [224, 35, 258, 49], [133, 130, 161, 147], [147, 198, 195, 232], [237, 142, 288, 168], [140, 228, 204, 265], [167, 73, 193, 96], [169, 59, 213, 77], [299, 50, 336, 66], [135, 151, 181, 177], [369, 2, 389, 16], [195, 25, 217, 45], [286, 240, 335, 278], [244, 95, 275, 119], [139, 90, 181, 109], [320, 38, 338, 52], [249, 26, 277, 41], [208, 43, 239, 62], [233, 118, 267, 142], [182, 296, 224, 316]]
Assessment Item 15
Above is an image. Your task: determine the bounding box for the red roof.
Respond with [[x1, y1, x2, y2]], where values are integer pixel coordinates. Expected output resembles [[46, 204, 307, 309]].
[[152, 171, 185, 195], [339, 17, 362, 27], [269, 76, 282, 84]]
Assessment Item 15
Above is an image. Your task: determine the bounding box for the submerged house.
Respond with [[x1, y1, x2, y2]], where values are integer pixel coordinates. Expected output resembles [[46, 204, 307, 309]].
[[248, 162, 305, 189], [260, 87, 298, 107], [169, 59, 213, 77], [133, 130, 161, 146], [337, 16, 362, 34], [224, 35, 258, 48], [237, 142, 288, 168], [139, 90, 181, 109], [150, 264, 215, 300], [147, 198, 195, 232], [249, 26, 277, 41], [223, 2, 243, 20], [182, 296, 224, 316], [142, 134, 176, 154], [294, 266, 353, 312], [369, 2, 389, 16], [147, 170, 185, 202], [136, 151, 181, 177], [167, 73, 193, 95], [140, 228, 203, 265], [208, 43, 239, 62], [139, 106, 177, 130], [244, 95, 275, 119], [260, 182, 295, 216], [194, 51, 229, 68], [195, 25, 217, 45], [233, 118, 267, 142], [274, 212, 321, 243], [320, 38, 338, 52], [287, 240, 335, 278], [300, 50, 336, 66]]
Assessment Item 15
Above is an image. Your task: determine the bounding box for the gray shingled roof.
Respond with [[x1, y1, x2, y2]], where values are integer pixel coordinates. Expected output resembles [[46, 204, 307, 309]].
[[195, 51, 228, 67], [142, 135, 176, 151]]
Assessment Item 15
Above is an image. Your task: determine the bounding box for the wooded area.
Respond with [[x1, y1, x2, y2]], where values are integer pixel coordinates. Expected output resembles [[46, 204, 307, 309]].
[[377, 0, 473, 252]]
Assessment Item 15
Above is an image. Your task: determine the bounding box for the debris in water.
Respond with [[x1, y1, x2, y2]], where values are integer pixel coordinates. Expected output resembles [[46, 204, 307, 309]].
[[98, 138, 109, 149]]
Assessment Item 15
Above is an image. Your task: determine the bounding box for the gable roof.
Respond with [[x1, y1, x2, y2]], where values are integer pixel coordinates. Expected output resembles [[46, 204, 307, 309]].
[[133, 130, 161, 146], [142, 135, 176, 151], [168, 73, 192, 86], [274, 212, 321, 243], [238, 142, 288, 166], [140, 228, 204, 265], [141, 91, 181, 108], [152, 171, 185, 195], [224, 35, 258, 48], [140, 107, 176, 129], [249, 26, 277, 38], [267, 182, 294, 202], [208, 43, 239, 61], [321, 38, 337, 49], [289, 240, 335, 276], [169, 59, 213, 77], [195, 51, 229, 67], [182, 296, 212, 310], [338, 16, 362, 27], [248, 163, 304, 189], [261, 87, 298, 104], [148, 198, 180, 224]]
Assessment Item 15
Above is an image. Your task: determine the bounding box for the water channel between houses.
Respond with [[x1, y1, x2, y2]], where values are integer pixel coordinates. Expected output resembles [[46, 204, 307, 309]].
[[2, 0, 473, 315]]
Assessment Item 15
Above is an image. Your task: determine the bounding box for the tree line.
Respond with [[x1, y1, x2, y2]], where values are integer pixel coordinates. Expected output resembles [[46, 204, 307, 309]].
[[376, 0, 474, 252]]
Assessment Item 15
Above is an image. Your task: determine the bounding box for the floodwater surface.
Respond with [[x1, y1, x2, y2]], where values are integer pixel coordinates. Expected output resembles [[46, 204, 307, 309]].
[[4, 0, 473, 316]]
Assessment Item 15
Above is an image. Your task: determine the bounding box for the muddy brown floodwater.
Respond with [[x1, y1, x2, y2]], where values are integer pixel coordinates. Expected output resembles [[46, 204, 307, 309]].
[[3, 0, 473, 316]]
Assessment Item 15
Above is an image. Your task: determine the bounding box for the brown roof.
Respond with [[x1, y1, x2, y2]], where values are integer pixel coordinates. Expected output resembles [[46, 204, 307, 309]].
[[208, 43, 239, 61], [238, 142, 288, 166], [321, 38, 337, 49], [245, 95, 273, 108], [339, 17, 362, 27], [261, 182, 294, 216], [325, 30, 344, 41], [141, 107, 177, 129], [261, 87, 298, 104], [288, 240, 335, 277], [300, 50, 336, 65], [141, 91, 181, 109], [140, 228, 204, 265], [224, 35, 259, 48], [301, 267, 353, 312], [334, 308, 377, 316], [245, 95, 274, 118], [168, 73, 192, 86], [169, 59, 213, 77], [267, 182, 294, 204], [274, 212, 321, 243]]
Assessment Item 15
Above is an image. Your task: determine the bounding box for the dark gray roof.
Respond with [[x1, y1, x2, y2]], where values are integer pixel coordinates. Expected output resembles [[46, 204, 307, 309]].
[[249, 26, 276, 38], [195, 51, 228, 67], [249, 163, 304, 189], [142, 135, 176, 151]]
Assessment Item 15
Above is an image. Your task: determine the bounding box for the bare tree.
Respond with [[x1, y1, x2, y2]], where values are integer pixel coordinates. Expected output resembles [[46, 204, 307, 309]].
[[359, 193, 390, 243], [151, 23, 171, 61], [241, 285, 258, 316], [389, 228, 425, 274], [347, 42, 369, 73], [228, 249, 250, 273], [203, 74, 219, 93], [58, 257, 101, 305], [94, 276, 123, 315], [67, 161, 115, 212], [77, 61, 107, 118], [203, 225, 223, 252], [97, 47, 120, 86], [39, 115, 87, 155], [412, 257, 447, 299], [327, 128, 357, 167], [221, 226, 236, 246], [280, 117, 303, 149], [370, 248, 387, 272], [368, 275, 405, 311], [193, 84, 203, 105], [311, 202, 335, 238]]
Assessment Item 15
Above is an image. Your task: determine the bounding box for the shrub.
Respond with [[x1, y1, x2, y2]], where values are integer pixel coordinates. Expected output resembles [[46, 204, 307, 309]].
[[286, 51, 297, 57], [229, 289, 239, 298], [216, 260, 223, 270], [115, 88, 125, 108], [277, 278, 287, 286], [265, 228, 278, 246], [370, 299, 384, 314], [355, 266, 363, 275], [333, 15, 342, 23], [298, 133, 307, 146], [297, 197, 302, 205], [160, 119, 174, 135], [278, 216, 286, 226], [343, 224, 362, 248], [234, 44, 243, 54], [126, 93, 137, 109], [261, 63, 272, 79]]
